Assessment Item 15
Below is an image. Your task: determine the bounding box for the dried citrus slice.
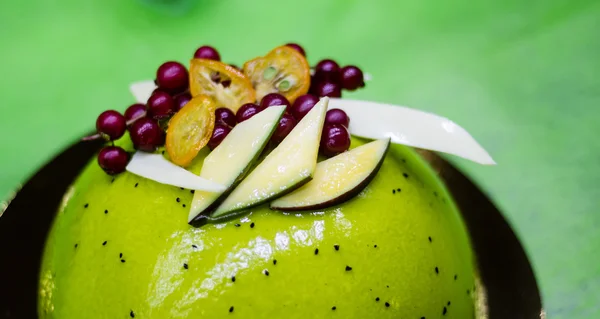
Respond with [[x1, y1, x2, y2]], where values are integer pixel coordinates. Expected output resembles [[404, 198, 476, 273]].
[[166, 95, 216, 167], [243, 45, 310, 104], [189, 59, 256, 113]]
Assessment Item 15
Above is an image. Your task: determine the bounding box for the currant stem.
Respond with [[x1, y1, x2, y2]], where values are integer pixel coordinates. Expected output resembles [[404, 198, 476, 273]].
[[82, 134, 102, 142], [126, 111, 147, 126]]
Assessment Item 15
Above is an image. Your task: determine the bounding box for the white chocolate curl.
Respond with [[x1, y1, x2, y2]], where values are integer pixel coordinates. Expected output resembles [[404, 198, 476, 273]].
[[130, 80, 495, 165], [126, 152, 226, 192]]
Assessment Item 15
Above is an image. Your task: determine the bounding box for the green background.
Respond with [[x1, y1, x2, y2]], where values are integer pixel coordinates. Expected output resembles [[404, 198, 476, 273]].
[[1, 0, 598, 318]]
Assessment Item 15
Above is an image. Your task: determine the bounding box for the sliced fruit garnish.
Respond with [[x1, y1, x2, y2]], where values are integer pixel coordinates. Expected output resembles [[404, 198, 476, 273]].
[[271, 138, 390, 211], [166, 95, 216, 167], [243, 45, 310, 103], [188, 105, 286, 226], [210, 97, 329, 219], [189, 59, 256, 112]]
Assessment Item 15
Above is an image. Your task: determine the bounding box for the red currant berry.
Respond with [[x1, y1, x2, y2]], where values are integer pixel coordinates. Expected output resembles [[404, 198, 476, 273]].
[[96, 110, 126, 140], [193, 46, 220, 61], [215, 107, 237, 127], [325, 109, 350, 128], [291, 94, 319, 120], [236, 103, 261, 123], [285, 43, 306, 56], [207, 123, 232, 150], [124, 104, 146, 122], [320, 124, 351, 157], [340, 65, 365, 91], [156, 61, 188, 92], [129, 117, 164, 152], [98, 146, 129, 175]]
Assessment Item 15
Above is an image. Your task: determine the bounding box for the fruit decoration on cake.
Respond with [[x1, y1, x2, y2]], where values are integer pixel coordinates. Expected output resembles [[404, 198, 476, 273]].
[[81, 42, 494, 225]]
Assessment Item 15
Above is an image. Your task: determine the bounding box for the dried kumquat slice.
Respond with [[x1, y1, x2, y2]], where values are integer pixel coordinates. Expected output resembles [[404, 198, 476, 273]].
[[189, 59, 256, 113], [166, 95, 216, 167], [243, 45, 310, 104]]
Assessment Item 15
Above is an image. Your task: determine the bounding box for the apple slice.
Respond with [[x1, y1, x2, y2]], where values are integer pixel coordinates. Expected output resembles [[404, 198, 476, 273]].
[[270, 138, 390, 211], [209, 97, 329, 219], [188, 105, 286, 226]]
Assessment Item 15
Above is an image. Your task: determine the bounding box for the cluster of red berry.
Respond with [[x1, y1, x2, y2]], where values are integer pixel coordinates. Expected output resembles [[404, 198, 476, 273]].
[[91, 43, 364, 175]]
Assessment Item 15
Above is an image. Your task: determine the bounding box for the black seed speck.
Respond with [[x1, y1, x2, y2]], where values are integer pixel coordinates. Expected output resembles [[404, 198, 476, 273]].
[[192, 244, 198, 249], [434, 192, 438, 197], [102, 241, 107, 246], [250, 222, 255, 228], [385, 302, 390, 307], [119, 253, 123, 258], [273, 259, 277, 265], [447, 301, 451, 306], [180, 187, 184, 190], [84, 203, 89, 208], [74, 244, 78, 248], [263, 269, 269, 276], [161, 150, 165, 155], [386, 285, 389, 288], [345, 265, 352, 271], [182, 204, 186, 208], [191, 190, 195, 194], [428, 236, 432, 242], [314, 248, 319, 255], [334, 245, 340, 251], [443, 306, 447, 315], [396, 188, 401, 192], [235, 223, 241, 227], [331, 306, 336, 310], [104, 209, 108, 214], [403, 173, 409, 178], [421, 317, 425, 319], [435, 267, 439, 274], [130, 310, 135, 318], [121, 259, 126, 263], [374, 245, 377, 248], [454, 275, 457, 280], [229, 306, 234, 313], [111, 178, 115, 183], [467, 289, 470, 294], [134, 183, 138, 188], [392, 189, 396, 194], [183, 263, 188, 269], [231, 276, 236, 282], [176, 198, 181, 203], [375, 297, 380, 301]]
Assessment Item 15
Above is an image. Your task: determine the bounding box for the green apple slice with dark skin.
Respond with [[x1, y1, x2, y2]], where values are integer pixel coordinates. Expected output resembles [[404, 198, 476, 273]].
[[209, 97, 329, 219], [188, 105, 286, 226], [271, 138, 390, 211]]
